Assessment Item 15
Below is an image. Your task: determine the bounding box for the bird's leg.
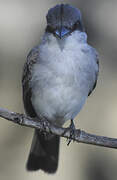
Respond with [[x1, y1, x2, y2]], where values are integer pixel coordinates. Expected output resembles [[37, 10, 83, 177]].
[[67, 119, 76, 146]]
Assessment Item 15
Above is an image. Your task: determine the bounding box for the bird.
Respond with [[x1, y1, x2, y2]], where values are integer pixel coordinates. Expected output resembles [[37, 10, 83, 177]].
[[22, 4, 99, 173]]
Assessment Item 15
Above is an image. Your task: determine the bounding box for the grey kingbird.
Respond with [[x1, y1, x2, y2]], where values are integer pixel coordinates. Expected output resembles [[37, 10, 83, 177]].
[[22, 4, 99, 173]]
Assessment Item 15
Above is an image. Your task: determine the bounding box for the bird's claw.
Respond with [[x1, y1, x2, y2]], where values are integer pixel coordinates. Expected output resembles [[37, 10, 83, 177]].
[[67, 119, 76, 146]]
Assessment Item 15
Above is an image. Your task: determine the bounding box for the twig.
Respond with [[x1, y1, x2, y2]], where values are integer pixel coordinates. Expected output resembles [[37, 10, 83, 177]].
[[0, 107, 117, 149]]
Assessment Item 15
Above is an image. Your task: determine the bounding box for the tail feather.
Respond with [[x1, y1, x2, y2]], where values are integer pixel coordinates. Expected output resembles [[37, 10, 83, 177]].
[[26, 130, 60, 173]]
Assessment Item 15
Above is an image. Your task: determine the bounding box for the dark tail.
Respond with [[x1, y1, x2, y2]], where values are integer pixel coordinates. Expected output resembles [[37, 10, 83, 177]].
[[26, 130, 60, 173]]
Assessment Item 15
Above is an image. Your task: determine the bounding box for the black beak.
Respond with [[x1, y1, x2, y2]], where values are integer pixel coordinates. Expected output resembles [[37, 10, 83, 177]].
[[55, 27, 70, 39]]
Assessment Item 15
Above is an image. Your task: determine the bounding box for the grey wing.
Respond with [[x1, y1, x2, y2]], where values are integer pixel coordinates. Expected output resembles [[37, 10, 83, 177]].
[[88, 47, 99, 96], [22, 47, 39, 117]]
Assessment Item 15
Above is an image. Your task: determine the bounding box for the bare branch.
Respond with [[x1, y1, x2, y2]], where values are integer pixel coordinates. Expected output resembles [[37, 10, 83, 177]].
[[0, 107, 117, 149]]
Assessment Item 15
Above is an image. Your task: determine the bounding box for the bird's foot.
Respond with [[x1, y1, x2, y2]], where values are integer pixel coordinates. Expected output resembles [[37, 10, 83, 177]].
[[37, 115, 50, 137], [67, 119, 76, 146]]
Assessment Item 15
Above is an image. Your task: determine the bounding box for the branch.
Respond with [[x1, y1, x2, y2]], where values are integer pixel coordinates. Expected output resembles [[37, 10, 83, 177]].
[[0, 107, 117, 149]]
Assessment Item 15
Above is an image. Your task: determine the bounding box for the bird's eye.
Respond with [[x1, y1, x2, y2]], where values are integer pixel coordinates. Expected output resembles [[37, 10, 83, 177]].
[[73, 21, 80, 30], [72, 21, 84, 32], [46, 25, 55, 33]]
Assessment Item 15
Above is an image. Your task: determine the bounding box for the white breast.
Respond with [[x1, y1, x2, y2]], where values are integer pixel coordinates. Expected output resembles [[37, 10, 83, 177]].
[[30, 31, 97, 126]]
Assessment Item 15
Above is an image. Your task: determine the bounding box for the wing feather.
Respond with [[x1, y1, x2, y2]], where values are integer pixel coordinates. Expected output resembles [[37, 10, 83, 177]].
[[88, 47, 99, 96], [22, 47, 39, 117]]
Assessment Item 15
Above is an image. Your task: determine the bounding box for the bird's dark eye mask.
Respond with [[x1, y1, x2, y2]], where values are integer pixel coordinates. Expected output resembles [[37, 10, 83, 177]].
[[46, 20, 84, 37]]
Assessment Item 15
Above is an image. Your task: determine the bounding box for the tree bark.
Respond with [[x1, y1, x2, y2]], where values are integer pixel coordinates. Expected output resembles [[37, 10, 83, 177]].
[[0, 107, 117, 148]]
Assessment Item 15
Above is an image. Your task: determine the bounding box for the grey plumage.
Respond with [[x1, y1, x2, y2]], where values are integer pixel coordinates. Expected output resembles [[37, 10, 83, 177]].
[[22, 4, 99, 173], [47, 4, 82, 29]]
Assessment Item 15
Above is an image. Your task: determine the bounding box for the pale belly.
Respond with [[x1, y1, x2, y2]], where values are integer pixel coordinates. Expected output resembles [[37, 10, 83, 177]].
[[31, 81, 87, 126]]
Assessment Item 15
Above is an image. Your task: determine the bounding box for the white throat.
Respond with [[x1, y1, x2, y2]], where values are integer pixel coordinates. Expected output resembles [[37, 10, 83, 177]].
[[41, 30, 87, 52]]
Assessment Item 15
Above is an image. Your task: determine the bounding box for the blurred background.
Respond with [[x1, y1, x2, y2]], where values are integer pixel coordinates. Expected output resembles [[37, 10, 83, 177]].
[[0, 0, 117, 179]]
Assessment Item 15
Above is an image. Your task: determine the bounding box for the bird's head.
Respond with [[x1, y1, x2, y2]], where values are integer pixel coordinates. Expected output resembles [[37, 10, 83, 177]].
[[46, 4, 84, 39]]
